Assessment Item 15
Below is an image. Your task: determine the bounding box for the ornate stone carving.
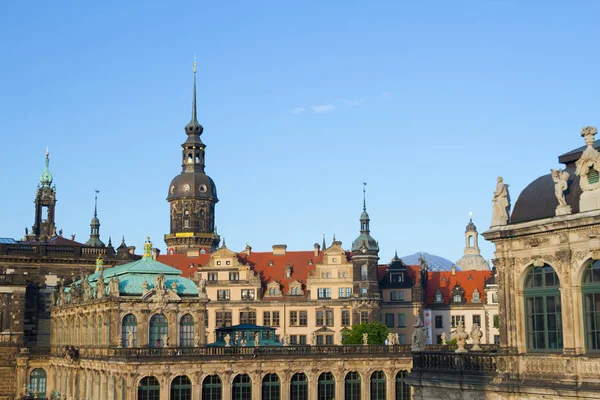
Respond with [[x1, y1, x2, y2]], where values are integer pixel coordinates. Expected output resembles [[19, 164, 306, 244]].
[[491, 177, 510, 226], [451, 319, 468, 353], [411, 312, 426, 351], [470, 323, 483, 351], [522, 237, 550, 248]]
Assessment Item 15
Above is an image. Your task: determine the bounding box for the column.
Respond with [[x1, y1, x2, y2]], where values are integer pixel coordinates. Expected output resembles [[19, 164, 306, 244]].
[[126, 374, 137, 400], [79, 371, 86, 400], [108, 374, 116, 400], [116, 375, 124, 400], [361, 371, 369, 400], [86, 370, 94, 400], [252, 371, 261, 400], [100, 372, 108, 399], [386, 370, 394, 400], [334, 370, 343, 400], [161, 374, 170, 400], [308, 372, 318, 400], [221, 372, 232, 400], [280, 371, 289, 400]]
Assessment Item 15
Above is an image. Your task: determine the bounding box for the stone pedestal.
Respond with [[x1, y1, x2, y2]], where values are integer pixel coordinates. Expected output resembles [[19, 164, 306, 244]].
[[556, 205, 572, 216]]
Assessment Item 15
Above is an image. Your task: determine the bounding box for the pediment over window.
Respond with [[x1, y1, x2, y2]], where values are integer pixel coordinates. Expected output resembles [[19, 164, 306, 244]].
[[266, 281, 282, 297], [287, 280, 304, 296]]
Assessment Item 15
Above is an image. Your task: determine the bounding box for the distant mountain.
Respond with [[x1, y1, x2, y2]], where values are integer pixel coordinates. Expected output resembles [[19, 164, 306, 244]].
[[399, 252, 459, 272]]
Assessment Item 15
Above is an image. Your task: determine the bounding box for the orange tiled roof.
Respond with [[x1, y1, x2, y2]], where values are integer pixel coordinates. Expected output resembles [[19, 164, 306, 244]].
[[425, 270, 492, 305], [158, 249, 325, 299]]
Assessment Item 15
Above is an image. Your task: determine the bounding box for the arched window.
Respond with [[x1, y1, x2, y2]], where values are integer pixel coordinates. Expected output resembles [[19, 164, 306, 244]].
[[30, 368, 46, 398], [583, 260, 600, 350], [232, 374, 252, 400], [149, 314, 168, 348], [361, 265, 368, 280], [345, 371, 361, 400], [122, 314, 137, 348], [290, 373, 308, 400], [138, 376, 160, 400], [395, 371, 411, 400], [202, 375, 222, 400], [524, 264, 563, 350], [318, 372, 335, 400], [262, 374, 280, 400], [370, 371, 386, 400], [180, 314, 194, 347], [170, 375, 192, 400]]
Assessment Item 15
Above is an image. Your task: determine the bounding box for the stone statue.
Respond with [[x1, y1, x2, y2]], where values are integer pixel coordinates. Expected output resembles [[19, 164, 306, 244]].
[[451, 319, 469, 353], [170, 281, 178, 292], [198, 279, 207, 297], [96, 272, 105, 299], [491, 177, 510, 226], [393, 333, 399, 345], [311, 332, 317, 346], [155, 273, 166, 290], [142, 280, 149, 294], [362, 332, 368, 345], [240, 338, 247, 347], [25, 227, 28, 235], [56, 287, 66, 306], [127, 328, 134, 348], [338, 331, 344, 345], [470, 323, 483, 351], [109, 277, 120, 296], [162, 334, 169, 348], [552, 169, 572, 215], [254, 332, 260, 346], [283, 334, 290, 346], [411, 317, 426, 352], [224, 333, 231, 347], [441, 331, 447, 345], [386, 332, 394, 346], [194, 334, 202, 347], [82, 276, 93, 301]]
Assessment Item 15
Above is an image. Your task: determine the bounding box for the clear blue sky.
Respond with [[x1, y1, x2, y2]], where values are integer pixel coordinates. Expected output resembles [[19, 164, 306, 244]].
[[1, 1, 600, 264]]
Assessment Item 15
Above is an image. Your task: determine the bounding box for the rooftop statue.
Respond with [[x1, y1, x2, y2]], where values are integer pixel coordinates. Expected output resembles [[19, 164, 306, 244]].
[[491, 177, 510, 226]]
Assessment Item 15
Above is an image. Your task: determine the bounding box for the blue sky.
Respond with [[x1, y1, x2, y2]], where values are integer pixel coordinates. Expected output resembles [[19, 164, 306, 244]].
[[1, 1, 600, 264]]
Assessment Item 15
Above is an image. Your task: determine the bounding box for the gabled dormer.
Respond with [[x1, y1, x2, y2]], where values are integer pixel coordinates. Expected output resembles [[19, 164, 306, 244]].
[[287, 280, 304, 296], [434, 289, 443, 304], [451, 284, 465, 304], [266, 281, 282, 297]]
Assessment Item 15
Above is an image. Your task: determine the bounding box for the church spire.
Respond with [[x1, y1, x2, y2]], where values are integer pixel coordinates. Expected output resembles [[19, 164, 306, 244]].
[[40, 147, 53, 187], [185, 57, 203, 137], [360, 182, 370, 234], [85, 190, 105, 247]]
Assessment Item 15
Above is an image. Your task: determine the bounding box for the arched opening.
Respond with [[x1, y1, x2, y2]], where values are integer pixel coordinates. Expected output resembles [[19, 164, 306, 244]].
[[180, 314, 194, 347], [524, 264, 563, 350], [468, 235, 473, 247], [170, 375, 192, 400], [318, 372, 335, 400], [344, 371, 361, 400], [290, 373, 308, 400], [202, 375, 222, 400], [122, 314, 137, 348], [149, 314, 168, 348], [30, 368, 47, 399], [262, 373, 280, 400], [138, 376, 160, 400], [395, 371, 411, 400], [370, 371, 386, 400], [583, 260, 600, 350], [232, 374, 252, 400]]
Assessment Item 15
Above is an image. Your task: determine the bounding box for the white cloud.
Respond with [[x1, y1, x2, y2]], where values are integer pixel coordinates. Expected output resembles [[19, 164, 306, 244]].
[[310, 104, 336, 113], [343, 96, 367, 107], [291, 107, 307, 114]]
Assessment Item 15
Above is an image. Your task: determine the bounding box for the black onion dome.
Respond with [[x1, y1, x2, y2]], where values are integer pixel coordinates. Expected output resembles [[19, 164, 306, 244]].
[[167, 172, 218, 202], [511, 167, 580, 224]]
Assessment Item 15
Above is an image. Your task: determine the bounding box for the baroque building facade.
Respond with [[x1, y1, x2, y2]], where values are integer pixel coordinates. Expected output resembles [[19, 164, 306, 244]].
[[408, 127, 600, 399]]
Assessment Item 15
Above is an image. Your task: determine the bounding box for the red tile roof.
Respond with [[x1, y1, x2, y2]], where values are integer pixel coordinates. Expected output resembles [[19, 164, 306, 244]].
[[425, 270, 492, 305], [158, 249, 326, 298]]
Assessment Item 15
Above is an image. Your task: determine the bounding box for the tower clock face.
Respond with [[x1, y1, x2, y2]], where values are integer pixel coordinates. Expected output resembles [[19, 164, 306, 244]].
[[183, 184, 190, 192]]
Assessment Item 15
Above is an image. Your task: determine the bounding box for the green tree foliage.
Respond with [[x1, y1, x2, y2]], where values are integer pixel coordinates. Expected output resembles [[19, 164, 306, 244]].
[[342, 322, 389, 345], [493, 314, 500, 329]]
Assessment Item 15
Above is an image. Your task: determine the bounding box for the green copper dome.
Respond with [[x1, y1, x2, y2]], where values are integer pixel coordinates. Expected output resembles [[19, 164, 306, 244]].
[[40, 149, 53, 187]]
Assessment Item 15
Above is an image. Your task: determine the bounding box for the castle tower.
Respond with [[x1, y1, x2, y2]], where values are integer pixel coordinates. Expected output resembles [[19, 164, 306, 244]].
[[164, 61, 220, 254], [26, 149, 57, 241], [85, 190, 105, 247], [350, 183, 381, 323], [456, 213, 490, 271]]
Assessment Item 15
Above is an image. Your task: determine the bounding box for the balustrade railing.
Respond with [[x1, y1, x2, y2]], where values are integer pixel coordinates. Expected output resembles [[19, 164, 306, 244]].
[[412, 351, 498, 375]]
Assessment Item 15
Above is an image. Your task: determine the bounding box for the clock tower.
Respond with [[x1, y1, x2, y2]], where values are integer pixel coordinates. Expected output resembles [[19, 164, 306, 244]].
[[164, 62, 220, 254], [25, 149, 57, 242], [351, 184, 381, 323]]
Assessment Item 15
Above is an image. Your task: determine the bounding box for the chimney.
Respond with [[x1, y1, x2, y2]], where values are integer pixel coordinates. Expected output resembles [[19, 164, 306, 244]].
[[152, 248, 161, 260], [245, 242, 252, 256], [314, 243, 320, 257], [451, 265, 456, 276], [272, 244, 287, 256], [128, 246, 136, 255]]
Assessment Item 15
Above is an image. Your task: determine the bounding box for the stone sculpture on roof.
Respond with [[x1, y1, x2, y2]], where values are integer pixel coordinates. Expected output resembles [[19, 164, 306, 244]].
[[491, 177, 510, 226], [576, 126, 600, 212], [551, 168, 572, 215]]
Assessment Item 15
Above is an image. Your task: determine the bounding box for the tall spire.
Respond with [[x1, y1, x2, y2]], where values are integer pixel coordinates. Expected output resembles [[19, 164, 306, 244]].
[[40, 148, 53, 187], [360, 182, 370, 234], [94, 189, 99, 218], [363, 181, 367, 211], [185, 57, 203, 137], [322, 233, 326, 250], [85, 190, 104, 247]]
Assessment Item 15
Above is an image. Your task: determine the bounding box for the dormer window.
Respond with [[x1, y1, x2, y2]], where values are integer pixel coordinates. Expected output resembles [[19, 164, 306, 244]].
[[390, 273, 403, 283], [332, 258, 337, 262], [472, 289, 481, 303], [216, 261, 221, 266], [453, 294, 462, 303], [226, 260, 231, 265], [268, 261, 274, 266], [435, 289, 443, 303], [285, 265, 292, 278]]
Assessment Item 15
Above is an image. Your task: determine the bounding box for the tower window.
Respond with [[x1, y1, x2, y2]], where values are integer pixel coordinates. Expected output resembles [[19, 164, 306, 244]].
[[468, 236, 473, 247]]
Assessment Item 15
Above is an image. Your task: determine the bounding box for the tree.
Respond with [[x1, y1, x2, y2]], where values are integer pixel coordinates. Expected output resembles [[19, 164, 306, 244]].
[[342, 322, 389, 345]]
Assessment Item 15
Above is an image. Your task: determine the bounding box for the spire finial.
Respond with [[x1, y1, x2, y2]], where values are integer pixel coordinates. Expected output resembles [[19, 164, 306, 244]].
[[193, 55, 197, 73], [362, 181, 367, 211], [322, 232, 326, 250], [94, 190, 99, 217], [469, 211, 473, 222], [191, 57, 197, 123], [143, 237, 152, 258]]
